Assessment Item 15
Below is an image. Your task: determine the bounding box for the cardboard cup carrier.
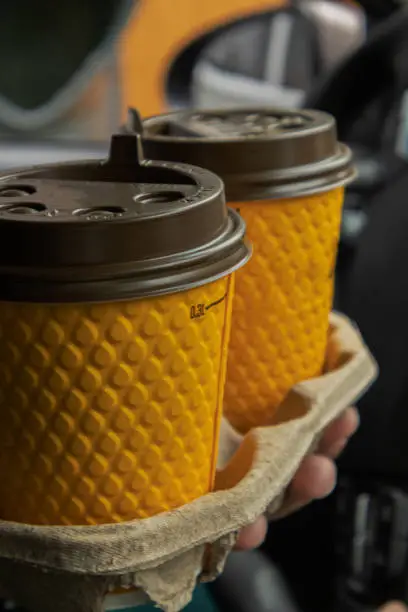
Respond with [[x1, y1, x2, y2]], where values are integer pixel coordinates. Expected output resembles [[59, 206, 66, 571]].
[[0, 127, 377, 612]]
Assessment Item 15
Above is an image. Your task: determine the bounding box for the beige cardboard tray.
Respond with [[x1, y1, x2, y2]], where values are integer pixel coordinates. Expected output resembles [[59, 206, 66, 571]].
[[0, 313, 378, 612]]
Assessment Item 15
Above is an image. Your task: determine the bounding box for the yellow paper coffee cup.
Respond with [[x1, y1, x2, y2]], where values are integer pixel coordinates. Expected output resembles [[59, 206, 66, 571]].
[[141, 108, 355, 433], [0, 133, 250, 524]]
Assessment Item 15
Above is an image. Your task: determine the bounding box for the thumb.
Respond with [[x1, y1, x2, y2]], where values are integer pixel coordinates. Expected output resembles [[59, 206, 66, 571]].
[[379, 603, 408, 612]]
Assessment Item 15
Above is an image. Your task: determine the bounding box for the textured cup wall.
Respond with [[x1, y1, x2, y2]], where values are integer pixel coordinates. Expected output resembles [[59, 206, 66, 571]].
[[224, 188, 344, 433], [0, 276, 233, 525]]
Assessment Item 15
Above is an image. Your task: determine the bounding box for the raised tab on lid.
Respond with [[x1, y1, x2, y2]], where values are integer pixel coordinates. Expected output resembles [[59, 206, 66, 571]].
[[0, 133, 250, 303]]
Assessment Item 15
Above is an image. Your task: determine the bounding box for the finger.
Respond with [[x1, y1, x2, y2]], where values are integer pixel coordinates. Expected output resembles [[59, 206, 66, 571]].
[[290, 454, 337, 501], [235, 515, 268, 550], [379, 602, 408, 612], [325, 437, 348, 459], [318, 407, 359, 456], [273, 455, 337, 520]]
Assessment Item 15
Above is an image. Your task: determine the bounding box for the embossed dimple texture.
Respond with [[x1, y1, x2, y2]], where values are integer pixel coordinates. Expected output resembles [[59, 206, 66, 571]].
[[224, 189, 344, 433], [0, 276, 233, 525]]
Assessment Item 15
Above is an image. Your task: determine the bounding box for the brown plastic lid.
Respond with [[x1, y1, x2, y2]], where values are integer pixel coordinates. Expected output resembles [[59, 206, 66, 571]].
[[136, 107, 356, 201], [0, 134, 249, 303]]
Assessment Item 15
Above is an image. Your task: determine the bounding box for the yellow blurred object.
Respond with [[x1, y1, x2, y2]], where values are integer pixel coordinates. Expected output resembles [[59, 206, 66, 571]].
[[0, 0, 286, 142], [0, 276, 233, 525], [119, 0, 285, 117], [224, 189, 344, 433]]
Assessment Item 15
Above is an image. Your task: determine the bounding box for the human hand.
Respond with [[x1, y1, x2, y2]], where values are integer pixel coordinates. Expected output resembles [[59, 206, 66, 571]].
[[236, 406, 359, 550], [379, 603, 408, 611]]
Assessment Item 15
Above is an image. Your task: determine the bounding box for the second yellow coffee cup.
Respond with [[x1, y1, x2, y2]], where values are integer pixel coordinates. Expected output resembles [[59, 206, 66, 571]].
[[141, 108, 356, 433]]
